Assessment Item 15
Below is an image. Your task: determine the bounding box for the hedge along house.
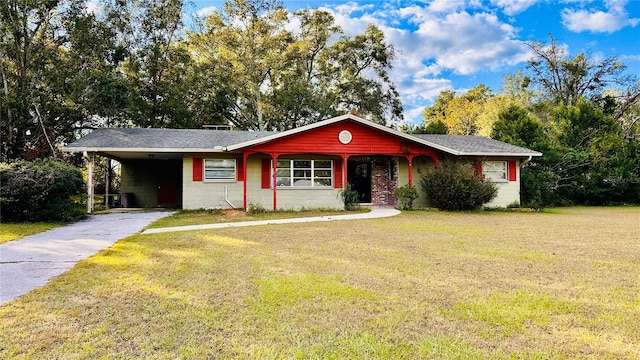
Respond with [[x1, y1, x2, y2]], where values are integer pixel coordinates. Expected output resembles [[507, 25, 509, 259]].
[[63, 114, 542, 212]]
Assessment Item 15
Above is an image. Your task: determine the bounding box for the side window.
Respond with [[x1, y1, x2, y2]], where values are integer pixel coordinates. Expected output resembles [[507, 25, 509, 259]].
[[482, 160, 507, 182], [204, 159, 236, 181]]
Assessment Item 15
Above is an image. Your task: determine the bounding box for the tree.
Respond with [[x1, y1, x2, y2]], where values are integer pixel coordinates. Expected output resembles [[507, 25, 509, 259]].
[[491, 105, 548, 150], [0, 0, 68, 160], [188, 3, 402, 130], [0, 0, 133, 160], [423, 85, 492, 135], [525, 34, 638, 111], [103, 0, 193, 128], [423, 90, 455, 128], [491, 105, 554, 207]]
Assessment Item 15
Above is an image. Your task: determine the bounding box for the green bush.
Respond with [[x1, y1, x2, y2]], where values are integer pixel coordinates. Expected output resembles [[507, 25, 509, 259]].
[[419, 161, 497, 211], [395, 184, 419, 210], [339, 183, 360, 211], [0, 159, 85, 222]]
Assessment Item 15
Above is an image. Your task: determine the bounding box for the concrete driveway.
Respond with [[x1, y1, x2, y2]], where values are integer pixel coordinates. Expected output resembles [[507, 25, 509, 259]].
[[0, 211, 173, 305]]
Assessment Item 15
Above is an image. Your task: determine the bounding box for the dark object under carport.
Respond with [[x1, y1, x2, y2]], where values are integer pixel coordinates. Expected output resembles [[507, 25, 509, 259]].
[[120, 193, 134, 208]]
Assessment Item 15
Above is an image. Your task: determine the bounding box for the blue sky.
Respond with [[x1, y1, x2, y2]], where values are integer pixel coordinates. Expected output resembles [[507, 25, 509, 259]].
[[189, 0, 640, 125]]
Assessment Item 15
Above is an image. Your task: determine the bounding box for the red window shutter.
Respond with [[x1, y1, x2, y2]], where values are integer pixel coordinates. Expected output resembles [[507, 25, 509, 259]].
[[508, 160, 517, 181], [474, 160, 483, 178], [334, 158, 343, 188], [237, 157, 244, 181], [261, 158, 271, 189], [193, 158, 203, 182]]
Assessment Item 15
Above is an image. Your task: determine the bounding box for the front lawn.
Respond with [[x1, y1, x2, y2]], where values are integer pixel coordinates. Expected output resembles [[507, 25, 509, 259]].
[[1, 207, 638, 358], [0, 223, 63, 244]]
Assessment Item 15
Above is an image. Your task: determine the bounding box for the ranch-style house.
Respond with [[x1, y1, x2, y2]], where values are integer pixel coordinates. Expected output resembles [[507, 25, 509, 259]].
[[63, 114, 542, 211]]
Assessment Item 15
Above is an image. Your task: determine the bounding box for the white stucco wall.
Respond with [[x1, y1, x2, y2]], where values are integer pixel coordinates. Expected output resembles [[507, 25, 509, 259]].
[[182, 156, 244, 210], [485, 159, 521, 208], [183, 155, 344, 210], [183, 154, 522, 210]]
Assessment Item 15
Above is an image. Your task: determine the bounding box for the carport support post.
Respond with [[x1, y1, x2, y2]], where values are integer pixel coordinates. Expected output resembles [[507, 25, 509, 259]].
[[85, 151, 94, 214]]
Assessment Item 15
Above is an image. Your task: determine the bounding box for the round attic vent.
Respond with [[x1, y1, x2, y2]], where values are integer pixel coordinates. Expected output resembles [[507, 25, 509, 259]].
[[338, 130, 352, 144]]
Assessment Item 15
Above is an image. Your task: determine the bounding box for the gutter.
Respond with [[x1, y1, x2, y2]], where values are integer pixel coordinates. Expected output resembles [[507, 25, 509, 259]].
[[520, 155, 533, 167]]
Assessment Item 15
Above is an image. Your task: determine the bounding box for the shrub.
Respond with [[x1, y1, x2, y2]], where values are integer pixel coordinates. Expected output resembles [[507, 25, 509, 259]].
[[247, 203, 268, 214], [395, 184, 419, 210], [339, 184, 360, 211], [0, 159, 85, 222], [419, 161, 497, 211]]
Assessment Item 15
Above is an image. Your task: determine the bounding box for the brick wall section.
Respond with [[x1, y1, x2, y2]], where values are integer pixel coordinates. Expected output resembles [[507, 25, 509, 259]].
[[371, 156, 398, 206]]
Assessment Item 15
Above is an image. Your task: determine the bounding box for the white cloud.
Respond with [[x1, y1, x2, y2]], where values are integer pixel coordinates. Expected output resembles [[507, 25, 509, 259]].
[[491, 0, 539, 16], [561, 0, 639, 33], [427, 0, 467, 13], [195, 6, 217, 19], [318, 2, 532, 124]]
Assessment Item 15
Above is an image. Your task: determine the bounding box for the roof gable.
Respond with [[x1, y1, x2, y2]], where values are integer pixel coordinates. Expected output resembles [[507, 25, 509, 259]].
[[231, 117, 438, 157]]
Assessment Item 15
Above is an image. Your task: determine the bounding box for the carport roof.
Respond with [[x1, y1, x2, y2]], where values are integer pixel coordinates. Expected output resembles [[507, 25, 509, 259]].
[[64, 128, 275, 153]]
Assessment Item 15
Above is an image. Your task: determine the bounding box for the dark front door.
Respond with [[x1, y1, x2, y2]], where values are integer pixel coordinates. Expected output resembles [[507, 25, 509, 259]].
[[157, 175, 177, 206], [348, 160, 371, 203]]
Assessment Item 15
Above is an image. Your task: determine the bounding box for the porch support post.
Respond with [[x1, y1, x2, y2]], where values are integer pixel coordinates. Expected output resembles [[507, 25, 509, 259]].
[[342, 154, 348, 188], [85, 151, 94, 214], [271, 153, 278, 210], [242, 152, 250, 211]]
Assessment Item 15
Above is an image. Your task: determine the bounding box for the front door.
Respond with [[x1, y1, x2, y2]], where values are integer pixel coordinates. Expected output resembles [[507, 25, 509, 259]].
[[157, 174, 178, 207], [348, 160, 372, 203]]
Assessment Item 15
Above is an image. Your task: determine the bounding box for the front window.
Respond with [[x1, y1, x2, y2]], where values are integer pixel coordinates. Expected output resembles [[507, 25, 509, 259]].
[[482, 160, 507, 182], [204, 159, 236, 180], [274, 159, 333, 187]]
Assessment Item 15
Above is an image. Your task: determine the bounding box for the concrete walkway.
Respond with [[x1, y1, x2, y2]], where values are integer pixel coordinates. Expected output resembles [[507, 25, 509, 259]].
[[0, 211, 173, 305], [142, 208, 401, 234]]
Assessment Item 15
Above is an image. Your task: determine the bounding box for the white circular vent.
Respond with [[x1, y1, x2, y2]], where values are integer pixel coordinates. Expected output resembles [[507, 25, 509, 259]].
[[338, 130, 352, 144]]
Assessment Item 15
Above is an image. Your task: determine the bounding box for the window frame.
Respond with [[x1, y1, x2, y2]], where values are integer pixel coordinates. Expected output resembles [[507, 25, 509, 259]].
[[203, 158, 237, 182], [482, 160, 508, 182], [272, 159, 333, 188]]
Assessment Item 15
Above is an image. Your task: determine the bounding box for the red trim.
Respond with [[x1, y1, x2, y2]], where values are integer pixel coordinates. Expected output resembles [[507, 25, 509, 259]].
[[334, 158, 343, 188], [237, 157, 244, 181], [192, 158, 203, 181], [272, 154, 278, 210], [508, 160, 517, 181], [261, 158, 270, 189], [243, 153, 249, 210], [474, 160, 483, 178]]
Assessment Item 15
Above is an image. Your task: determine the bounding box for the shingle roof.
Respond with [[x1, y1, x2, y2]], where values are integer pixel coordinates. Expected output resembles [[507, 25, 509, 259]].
[[64, 128, 275, 151], [64, 117, 541, 157], [411, 134, 541, 156]]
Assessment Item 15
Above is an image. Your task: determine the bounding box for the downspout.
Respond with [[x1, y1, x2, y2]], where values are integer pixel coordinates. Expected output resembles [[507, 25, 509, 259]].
[[224, 185, 237, 209]]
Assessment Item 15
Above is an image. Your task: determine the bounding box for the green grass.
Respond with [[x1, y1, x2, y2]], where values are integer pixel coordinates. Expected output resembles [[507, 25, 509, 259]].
[[0, 222, 63, 244], [1, 207, 639, 359], [146, 207, 369, 229]]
